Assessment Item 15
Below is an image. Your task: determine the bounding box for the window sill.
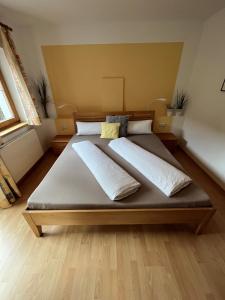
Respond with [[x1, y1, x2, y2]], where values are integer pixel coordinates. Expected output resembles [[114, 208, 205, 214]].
[[0, 122, 28, 137]]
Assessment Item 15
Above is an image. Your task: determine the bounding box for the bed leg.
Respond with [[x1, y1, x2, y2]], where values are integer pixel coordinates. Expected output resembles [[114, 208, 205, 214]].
[[195, 209, 216, 235], [23, 212, 43, 237]]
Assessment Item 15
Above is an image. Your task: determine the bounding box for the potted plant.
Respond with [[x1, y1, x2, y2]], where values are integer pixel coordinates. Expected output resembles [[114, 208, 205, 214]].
[[174, 90, 189, 116], [167, 90, 189, 116], [34, 76, 50, 118]]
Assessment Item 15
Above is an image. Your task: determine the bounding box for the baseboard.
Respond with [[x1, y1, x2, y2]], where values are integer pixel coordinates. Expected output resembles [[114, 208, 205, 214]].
[[180, 144, 225, 191]]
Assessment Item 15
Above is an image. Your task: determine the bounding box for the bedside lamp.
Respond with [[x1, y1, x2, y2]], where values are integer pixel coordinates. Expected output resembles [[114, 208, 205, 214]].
[[152, 97, 167, 103], [154, 97, 167, 110], [149, 97, 170, 133], [150, 97, 167, 109], [57, 103, 78, 117], [56, 103, 78, 135]]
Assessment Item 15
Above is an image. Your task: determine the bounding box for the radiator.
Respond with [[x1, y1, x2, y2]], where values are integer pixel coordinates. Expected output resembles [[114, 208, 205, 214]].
[[0, 129, 44, 182]]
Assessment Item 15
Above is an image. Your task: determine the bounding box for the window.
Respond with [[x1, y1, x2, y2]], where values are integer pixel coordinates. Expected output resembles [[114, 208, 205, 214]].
[[0, 70, 19, 129]]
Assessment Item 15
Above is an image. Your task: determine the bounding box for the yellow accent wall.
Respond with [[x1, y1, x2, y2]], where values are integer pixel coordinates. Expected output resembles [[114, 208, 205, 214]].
[[42, 42, 183, 132]]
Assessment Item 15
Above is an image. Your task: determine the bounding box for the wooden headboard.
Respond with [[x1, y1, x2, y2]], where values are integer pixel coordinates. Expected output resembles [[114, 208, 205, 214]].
[[73, 111, 155, 123]]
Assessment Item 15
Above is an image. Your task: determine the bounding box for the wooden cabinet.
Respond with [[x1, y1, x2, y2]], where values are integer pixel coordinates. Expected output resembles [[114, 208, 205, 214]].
[[51, 135, 72, 155], [156, 133, 178, 152]]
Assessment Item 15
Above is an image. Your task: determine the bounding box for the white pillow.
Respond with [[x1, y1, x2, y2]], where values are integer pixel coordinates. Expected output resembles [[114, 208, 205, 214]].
[[76, 121, 101, 135], [127, 120, 152, 135]]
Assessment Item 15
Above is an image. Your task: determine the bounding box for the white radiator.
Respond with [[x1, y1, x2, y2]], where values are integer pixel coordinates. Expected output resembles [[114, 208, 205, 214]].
[[0, 129, 44, 182]]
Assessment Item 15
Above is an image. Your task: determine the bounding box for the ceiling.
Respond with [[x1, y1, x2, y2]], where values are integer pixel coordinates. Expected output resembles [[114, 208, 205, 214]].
[[0, 0, 225, 26]]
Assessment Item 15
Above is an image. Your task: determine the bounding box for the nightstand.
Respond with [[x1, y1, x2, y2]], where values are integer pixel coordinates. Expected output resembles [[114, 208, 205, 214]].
[[156, 133, 178, 152], [51, 135, 72, 155]]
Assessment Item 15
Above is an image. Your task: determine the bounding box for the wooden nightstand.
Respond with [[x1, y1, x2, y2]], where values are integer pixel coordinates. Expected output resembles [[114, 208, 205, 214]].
[[51, 135, 72, 155], [156, 132, 178, 152]]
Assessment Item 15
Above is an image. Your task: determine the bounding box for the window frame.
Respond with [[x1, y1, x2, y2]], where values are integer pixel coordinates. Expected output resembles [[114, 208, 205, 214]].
[[0, 69, 20, 130]]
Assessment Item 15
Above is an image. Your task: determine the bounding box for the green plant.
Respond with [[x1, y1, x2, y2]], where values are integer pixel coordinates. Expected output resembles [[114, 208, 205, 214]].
[[34, 76, 49, 118], [174, 90, 189, 109]]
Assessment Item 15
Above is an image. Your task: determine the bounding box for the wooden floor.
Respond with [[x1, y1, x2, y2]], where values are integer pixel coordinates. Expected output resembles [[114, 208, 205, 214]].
[[1, 148, 225, 300]]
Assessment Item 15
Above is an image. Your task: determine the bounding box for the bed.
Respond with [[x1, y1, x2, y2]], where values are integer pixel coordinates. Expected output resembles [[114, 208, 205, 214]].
[[23, 111, 216, 237]]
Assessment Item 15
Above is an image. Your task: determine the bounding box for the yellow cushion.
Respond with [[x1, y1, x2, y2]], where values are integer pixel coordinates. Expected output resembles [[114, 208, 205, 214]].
[[100, 122, 120, 139]]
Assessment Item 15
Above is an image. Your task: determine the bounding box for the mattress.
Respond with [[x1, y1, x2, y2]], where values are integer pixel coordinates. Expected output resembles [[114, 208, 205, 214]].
[[27, 134, 212, 210]]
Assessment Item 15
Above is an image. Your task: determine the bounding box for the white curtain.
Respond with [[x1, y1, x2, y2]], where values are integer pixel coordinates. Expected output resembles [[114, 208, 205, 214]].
[[0, 27, 41, 126]]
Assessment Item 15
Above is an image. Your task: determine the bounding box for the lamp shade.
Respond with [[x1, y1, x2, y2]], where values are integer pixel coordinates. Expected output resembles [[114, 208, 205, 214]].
[[153, 98, 167, 102], [57, 103, 77, 117]]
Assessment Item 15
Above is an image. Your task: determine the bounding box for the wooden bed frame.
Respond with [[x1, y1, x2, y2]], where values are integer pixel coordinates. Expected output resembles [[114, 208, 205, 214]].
[[23, 111, 216, 237]]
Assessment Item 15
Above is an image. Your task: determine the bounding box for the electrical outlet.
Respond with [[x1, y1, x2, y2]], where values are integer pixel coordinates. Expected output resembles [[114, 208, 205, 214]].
[[62, 123, 68, 131]]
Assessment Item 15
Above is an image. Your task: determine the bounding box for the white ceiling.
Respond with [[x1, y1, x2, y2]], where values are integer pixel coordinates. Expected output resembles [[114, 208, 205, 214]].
[[0, 0, 225, 26]]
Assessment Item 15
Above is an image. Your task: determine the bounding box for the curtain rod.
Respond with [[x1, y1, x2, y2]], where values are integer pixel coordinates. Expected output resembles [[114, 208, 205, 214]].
[[0, 22, 13, 31]]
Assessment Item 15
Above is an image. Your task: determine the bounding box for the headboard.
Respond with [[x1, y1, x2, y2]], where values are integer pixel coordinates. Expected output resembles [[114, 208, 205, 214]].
[[73, 110, 155, 122], [73, 111, 155, 133]]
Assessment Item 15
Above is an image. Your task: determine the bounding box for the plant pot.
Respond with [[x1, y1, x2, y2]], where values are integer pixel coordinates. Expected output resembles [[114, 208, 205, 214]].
[[167, 109, 175, 117], [175, 109, 184, 116]]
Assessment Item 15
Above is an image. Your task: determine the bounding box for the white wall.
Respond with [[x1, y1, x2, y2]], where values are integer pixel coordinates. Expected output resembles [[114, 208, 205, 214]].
[[3, 15, 209, 153], [182, 8, 225, 188], [9, 19, 203, 150], [33, 20, 202, 93], [12, 20, 204, 100]]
